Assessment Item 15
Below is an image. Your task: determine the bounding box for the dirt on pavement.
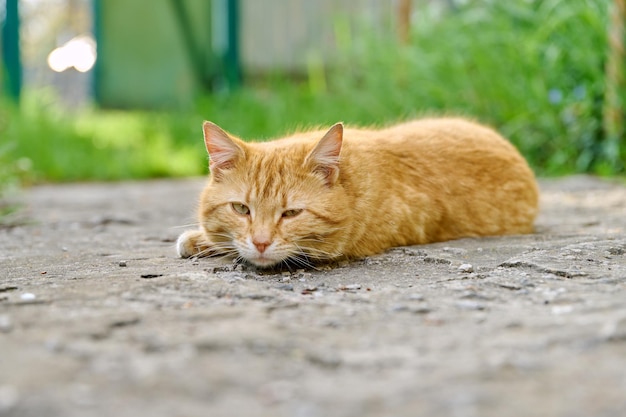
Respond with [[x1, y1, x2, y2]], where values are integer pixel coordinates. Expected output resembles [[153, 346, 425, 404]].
[[1, 175, 626, 417]]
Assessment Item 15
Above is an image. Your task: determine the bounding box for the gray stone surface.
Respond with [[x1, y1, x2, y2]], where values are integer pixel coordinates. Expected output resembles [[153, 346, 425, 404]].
[[1, 176, 625, 417]]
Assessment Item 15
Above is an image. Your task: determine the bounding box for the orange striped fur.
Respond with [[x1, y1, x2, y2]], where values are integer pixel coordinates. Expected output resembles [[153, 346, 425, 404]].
[[177, 118, 538, 268]]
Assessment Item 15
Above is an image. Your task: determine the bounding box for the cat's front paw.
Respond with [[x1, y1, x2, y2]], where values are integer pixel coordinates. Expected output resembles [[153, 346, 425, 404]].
[[177, 230, 212, 258]]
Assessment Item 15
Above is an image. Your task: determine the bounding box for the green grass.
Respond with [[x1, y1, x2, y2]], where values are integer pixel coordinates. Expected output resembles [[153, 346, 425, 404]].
[[2, 91, 207, 182], [0, 0, 623, 191]]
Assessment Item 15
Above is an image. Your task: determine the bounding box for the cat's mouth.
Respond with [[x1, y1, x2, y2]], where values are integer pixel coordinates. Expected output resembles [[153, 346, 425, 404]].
[[241, 247, 287, 267], [238, 240, 315, 269]]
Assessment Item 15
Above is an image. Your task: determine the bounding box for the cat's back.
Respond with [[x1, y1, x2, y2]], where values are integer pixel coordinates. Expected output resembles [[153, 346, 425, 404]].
[[342, 118, 533, 182], [347, 118, 516, 154], [337, 117, 539, 247]]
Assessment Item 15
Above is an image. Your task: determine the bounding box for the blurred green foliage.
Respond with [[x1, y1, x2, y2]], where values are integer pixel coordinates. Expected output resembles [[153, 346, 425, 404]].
[[0, 101, 27, 224], [2, 90, 206, 182], [328, 0, 621, 175], [0, 0, 623, 190]]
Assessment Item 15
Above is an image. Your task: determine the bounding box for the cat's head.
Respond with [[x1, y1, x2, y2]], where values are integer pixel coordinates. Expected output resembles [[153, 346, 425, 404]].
[[198, 121, 350, 268]]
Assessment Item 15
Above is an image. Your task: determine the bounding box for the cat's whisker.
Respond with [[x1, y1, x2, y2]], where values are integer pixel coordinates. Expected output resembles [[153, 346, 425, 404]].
[[170, 223, 201, 230], [194, 247, 215, 258], [290, 243, 343, 269], [207, 245, 238, 256], [187, 237, 239, 259], [297, 257, 320, 271], [283, 254, 318, 271], [279, 259, 295, 273]]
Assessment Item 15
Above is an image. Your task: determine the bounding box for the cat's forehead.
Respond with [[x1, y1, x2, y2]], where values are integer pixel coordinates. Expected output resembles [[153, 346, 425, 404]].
[[244, 160, 303, 201], [228, 150, 313, 205], [245, 143, 309, 178]]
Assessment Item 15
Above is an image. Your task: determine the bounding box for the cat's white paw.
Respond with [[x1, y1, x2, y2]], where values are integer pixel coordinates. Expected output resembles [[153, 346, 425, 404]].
[[176, 230, 200, 258]]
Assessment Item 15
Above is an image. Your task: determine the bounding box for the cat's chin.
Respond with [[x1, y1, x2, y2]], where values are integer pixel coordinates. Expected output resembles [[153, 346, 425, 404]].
[[246, 256, 283, 268]]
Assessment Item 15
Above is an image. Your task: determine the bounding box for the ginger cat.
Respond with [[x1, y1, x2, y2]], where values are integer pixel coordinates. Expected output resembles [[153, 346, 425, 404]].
[[177, 118, 539, 268]]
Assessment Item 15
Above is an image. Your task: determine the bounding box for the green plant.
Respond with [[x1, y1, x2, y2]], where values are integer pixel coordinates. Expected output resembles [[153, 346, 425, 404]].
[[5, 90, 207, 181], [0, 107, 26, 225], [329, 0, 617, 175], [3, 0, 622, 182]]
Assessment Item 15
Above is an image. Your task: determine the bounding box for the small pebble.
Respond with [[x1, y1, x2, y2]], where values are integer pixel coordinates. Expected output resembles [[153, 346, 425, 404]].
[[0, 315, 13, 333], [140, 274, 163, 279], [44, 338, 63, 352], [390, 304, 410, 313], [443, 247, 468, 255], [458, 263, 474, 273], [600, 317, 626, 341], [20, 293, 36, 301], [301, 287, 318, 295], [390, 304, 431, 314], [551, 305, 574, 315], [455, 300, 486, 310], [343, 284, 362, 290], [0, 385, 19, 412], [296, 272, 312, 280], [118, 260, 127, 267]]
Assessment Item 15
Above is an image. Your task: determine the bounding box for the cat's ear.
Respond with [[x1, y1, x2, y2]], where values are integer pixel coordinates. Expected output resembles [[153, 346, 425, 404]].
[[202, 121, 244, 176], [305, 123, 343, 186]]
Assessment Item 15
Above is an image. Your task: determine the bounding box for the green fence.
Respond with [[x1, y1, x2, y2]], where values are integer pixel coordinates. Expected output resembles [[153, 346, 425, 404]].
[[93, 0, 240, 109], [1, 0, 21, 102]]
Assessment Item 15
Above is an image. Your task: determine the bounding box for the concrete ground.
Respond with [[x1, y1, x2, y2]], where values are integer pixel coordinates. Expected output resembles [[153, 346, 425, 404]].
[[1, 175, 625, 417]]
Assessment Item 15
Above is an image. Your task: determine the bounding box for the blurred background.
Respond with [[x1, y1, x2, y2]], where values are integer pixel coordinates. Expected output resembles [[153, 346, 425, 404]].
[[0, 0, 624, 199]]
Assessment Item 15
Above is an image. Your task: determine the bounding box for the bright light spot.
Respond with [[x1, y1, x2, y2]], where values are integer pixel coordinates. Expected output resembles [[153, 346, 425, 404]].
[[47, 35, 97, 73]]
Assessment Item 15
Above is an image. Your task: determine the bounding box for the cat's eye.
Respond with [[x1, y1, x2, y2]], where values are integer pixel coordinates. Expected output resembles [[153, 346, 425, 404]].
[[231, 203, 250, 215], [282, 209, 303, 218]]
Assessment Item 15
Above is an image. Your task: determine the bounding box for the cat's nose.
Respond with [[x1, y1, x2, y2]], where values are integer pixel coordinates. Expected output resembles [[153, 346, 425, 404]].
[[253, 239, 271, 253]]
